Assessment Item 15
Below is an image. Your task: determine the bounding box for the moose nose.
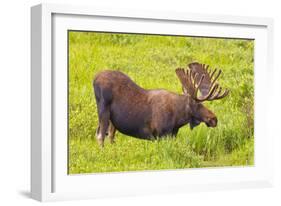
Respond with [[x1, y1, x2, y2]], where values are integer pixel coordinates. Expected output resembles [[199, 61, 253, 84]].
[[206, 117, 217, 127], [211, 117, 217, 127]]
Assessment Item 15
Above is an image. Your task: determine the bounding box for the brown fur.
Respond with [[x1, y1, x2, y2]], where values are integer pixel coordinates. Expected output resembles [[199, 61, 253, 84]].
[[93, 70, 217, 146]]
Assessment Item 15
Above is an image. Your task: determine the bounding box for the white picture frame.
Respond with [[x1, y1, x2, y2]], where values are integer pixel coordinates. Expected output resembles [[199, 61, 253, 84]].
[[31, 3, 274, 202]]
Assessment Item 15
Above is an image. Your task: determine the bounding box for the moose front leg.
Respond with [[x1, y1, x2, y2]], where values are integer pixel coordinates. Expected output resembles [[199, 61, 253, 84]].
[[172, 128, 179, 137]]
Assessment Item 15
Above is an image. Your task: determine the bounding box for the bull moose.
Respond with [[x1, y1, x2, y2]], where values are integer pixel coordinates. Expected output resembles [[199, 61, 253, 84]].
[[93, 62, 229, 146]]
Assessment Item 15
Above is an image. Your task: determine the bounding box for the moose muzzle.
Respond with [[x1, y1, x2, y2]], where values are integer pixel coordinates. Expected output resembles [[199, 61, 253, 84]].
[[205, 117, 218, 127]]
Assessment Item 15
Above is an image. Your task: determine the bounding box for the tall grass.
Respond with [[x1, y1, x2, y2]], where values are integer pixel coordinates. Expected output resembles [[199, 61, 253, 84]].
[[68, 31, 254, 174]]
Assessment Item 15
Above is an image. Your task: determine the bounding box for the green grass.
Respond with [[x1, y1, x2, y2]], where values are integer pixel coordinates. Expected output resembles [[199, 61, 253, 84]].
[[68, 31, 254, 174]]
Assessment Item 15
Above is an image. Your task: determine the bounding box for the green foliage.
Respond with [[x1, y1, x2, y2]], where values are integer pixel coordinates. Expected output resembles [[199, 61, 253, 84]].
[[69, 136, 202, 173], [68, 31, 254, 174]]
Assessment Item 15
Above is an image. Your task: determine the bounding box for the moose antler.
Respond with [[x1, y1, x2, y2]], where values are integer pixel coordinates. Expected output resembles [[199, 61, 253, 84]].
[[176, 62, 229, 102], [175, 68, 191, 94]]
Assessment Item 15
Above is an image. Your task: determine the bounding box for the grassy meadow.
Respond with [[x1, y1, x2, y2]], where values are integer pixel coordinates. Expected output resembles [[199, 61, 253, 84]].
[[68, 31, 254, 174]]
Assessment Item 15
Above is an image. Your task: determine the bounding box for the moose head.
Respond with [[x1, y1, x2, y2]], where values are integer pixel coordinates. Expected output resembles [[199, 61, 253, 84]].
[[176, 62, 230, 129]]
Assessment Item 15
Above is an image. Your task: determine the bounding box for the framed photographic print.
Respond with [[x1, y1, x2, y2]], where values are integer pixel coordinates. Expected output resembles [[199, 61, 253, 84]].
[[31, 3, 274, 201]]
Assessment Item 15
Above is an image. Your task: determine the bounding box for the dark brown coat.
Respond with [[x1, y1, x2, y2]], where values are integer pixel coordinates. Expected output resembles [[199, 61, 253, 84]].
[[93, 64, 227, 146]]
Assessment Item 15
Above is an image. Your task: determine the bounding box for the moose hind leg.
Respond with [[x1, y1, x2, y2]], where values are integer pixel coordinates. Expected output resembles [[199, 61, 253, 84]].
[[96, 102, 110, 147], [108, 121, 116, 144]]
